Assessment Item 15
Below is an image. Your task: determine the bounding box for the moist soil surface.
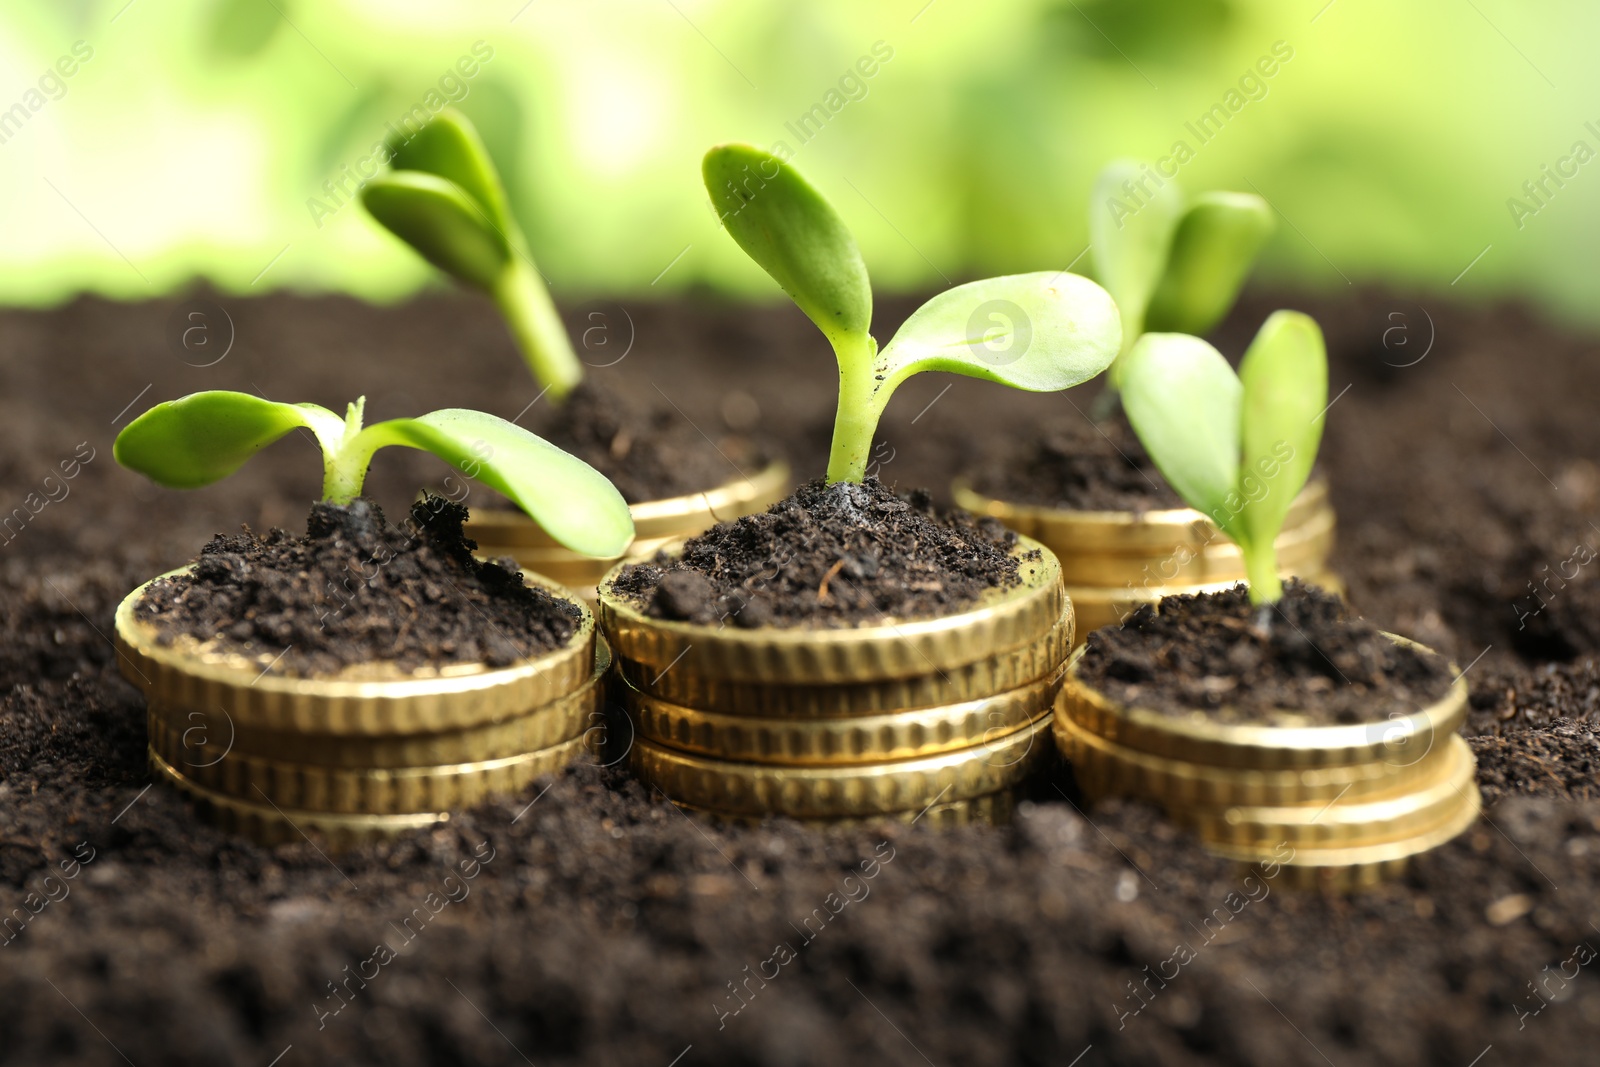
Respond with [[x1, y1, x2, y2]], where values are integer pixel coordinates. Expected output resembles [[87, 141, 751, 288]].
[[967, 408, 1186, 511], [6, 288, 1600, 1065], [612, 478, 1024, 628], [135, 496, 580, 676], [1076, 582, 1457, 726], [541, 380, 771, 504]]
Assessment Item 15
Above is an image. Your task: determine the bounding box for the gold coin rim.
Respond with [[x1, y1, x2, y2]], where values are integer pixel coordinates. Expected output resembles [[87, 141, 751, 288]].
[[1060, 634, 1467, 770], [598, 537, 1065, 683], [116, 568, 596, 734], [615, 607, 1073, 717], [1054, 707, 1438, 807], [625, 664, 1063, 765], [629, 715, 1053, 817]]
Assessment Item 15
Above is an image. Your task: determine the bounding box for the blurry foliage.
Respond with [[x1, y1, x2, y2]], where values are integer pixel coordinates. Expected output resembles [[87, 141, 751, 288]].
[[0, 0, 1596, 325]]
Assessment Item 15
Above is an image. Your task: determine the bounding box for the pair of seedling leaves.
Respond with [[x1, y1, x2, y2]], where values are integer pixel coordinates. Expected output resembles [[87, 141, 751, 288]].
[[702, 145, 1326, 602]]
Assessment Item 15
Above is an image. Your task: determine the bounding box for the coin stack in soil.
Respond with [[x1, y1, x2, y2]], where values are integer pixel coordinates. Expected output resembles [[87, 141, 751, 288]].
[[954, 478, 1340, 641], [599, 539, 1072, 826], [467, 462, 790, 603], [116, 579, 609, 848], [1056, 645, 1481, 890]]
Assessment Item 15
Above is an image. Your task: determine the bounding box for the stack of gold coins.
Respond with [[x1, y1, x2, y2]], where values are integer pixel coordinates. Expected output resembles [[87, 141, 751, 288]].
[[1055, 640, 1482, 890], [116, 575, 608, 849], [467, 462, 790, 604], [599, 538, 1072, 826], [953, 477, 1340, 641]]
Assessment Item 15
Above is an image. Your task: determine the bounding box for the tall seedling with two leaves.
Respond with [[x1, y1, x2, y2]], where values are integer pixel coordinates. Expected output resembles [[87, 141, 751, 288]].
[[1119, 311, 1327, 604], [113, 391, 633, 558], [704, 145, 1123, 483], [1090, 161, 1274, 394], [361, 108, 583, 401]]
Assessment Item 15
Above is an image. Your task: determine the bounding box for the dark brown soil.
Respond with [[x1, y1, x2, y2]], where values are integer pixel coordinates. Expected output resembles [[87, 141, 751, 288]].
[[1471, 719, 1600, 805], [1076, 582, 1458, 726], [612, 478, 1024, 628], [966, 409, 1186, 511], [541, 380, 770, 504], [136, 496, 579, 675], [4, 287, 1600, 1065]]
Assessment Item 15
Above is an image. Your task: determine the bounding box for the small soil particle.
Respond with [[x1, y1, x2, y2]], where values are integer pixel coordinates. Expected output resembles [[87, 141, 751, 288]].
[[612, 477, 1025, 627], [1076, 582, 1458, 725], [134, 496, 580, 676]]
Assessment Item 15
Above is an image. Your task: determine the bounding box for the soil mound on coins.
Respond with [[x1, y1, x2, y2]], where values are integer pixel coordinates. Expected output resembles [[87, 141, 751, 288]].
[[542, 380, 770, 504], [612, 477, 1026, 627], [967, 410, 1185, 512], [1077, 581, 1457, 725], [135, 496, 580, 676]]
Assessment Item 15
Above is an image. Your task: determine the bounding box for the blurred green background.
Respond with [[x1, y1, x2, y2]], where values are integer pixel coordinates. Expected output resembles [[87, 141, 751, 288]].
[[2, 0, 1595, 320]]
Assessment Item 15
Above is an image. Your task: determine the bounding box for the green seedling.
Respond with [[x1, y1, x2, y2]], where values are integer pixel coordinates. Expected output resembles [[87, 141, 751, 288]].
[[113, 391, 633, 557], [704, 144, 1122, 483], [1119, 310, 1326, 604], [1090, 160, 1274, 392], [360, 108, 582, 401]]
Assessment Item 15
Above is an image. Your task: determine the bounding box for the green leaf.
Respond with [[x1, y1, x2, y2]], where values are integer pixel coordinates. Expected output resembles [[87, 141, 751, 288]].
[[356, 410, 634, 558], [703, 144, 872, 351], [1088, 160, 1183, 376], [114, 391, 343, 490], [1145, 191, 1274, 336], [1120, 333, 1243, 537], [385, 108, 512, 233], [877, 272, 1121, 393], [1237, 310, 1326, 553], [361, 172, 510, 291]]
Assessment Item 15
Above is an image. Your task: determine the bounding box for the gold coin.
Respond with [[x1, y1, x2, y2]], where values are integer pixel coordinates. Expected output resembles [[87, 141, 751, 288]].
[[598, 537, 1065, 685], [115, 571, 596, 735], [1189, 735, 1476, 849], [952, 476, 1330, 559], [150, 748, 447, 848], [673, 789, 1018, 828], [1058, 638, 1467, 770], [150, 725, 592, 815], [1055, 707, 1439, 808], [465, 460, 790, 548], [629, 716, 1053, 818], [626, 664, 1062, 765], [1205, 778, 1482, 892], [616, 608, 1073, 717], [148, 639, 610, 769]]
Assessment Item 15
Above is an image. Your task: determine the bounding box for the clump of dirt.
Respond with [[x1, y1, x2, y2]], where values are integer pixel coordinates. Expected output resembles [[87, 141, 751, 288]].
[[1471, 718, 1600, 804], [541, 380, 769, 503], [134, 496, 580, 676], [966, 410, 1185, 511], [612, 478, 1026, 628], [1077, 581, 1458, 725]]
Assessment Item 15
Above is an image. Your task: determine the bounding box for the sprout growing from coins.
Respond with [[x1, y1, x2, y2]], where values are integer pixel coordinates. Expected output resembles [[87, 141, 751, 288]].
[[1090, 160, 1274, 396], [704, 144, 1123, 483], [361, 108, 584, 401], [1119, 310, 1327, 604], [113, 391, 633, 556]]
